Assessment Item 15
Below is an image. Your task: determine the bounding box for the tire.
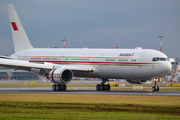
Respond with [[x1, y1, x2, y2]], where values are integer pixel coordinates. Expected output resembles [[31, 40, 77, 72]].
[[52, 84, 57, 91], [106, 84, 110, 91], [156, 86, 159, 92], [96, 84, 100, 91], [104, 84, 110, 91], [100, 85, 105, 91], [62, 85, 67, 91], [56, 85, 61, 91], [152, 86, 156, 92]]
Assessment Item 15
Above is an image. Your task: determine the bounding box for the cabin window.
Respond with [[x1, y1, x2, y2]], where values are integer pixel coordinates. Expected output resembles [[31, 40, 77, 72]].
[[106, 59, 115, 61], [51, 58, 58, 60], [43, 58, 50, 60], [31, 58, 42, 60], [118, 59, 128, 62], [71, 58, 89, 61], [131, 59, 136, 62]]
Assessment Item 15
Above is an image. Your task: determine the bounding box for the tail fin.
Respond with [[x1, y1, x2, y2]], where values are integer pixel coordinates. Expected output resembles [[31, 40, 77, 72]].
[[7, 4, 33, 53]]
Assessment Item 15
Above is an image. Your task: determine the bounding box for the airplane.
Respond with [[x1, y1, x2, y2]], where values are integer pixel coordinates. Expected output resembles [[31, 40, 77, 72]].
[[0, 4, 171, 92]]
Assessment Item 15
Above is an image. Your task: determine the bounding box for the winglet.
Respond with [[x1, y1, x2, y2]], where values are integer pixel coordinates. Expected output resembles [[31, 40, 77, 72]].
[[7, 4, 33, 53]]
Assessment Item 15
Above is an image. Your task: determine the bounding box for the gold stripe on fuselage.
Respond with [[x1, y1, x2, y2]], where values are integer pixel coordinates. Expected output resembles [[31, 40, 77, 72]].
[[23, 56, 136, 59], [29, 61, 149, 66]]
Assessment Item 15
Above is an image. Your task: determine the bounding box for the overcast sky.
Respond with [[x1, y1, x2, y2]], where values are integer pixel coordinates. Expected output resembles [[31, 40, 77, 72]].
[[0, 0, 180, 58]]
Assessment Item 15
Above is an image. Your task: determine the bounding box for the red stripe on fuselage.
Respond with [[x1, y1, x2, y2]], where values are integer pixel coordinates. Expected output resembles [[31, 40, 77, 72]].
[[29, 60, 158, 65], [11, 22, 18, 31]]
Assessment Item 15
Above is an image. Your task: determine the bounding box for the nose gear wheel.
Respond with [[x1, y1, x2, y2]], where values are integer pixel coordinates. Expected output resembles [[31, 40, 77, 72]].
[[152, 81, 159, 92]]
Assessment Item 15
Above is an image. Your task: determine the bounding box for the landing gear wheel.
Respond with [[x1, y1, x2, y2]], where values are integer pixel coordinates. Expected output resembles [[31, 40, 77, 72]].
[[106, 84, 110, 91], [56, 85, 62, 91], [100, 84, 105, 91], [52, 84, 66, 91], [152, 81, 159, 92], [96, 78, 111, 91], [52, 84, 57, 91], [96, 84, 110, 91], [156, 86, 159, 92], [62, 85, 67, 91], [96, 84, 100, 91], [104, 84, 110, 91], [152, 86, 156, 92]]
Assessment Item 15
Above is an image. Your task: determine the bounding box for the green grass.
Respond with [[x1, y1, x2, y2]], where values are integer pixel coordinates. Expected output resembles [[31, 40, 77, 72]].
[[0, 102, 179, 120], [0, 94, 180, 120]]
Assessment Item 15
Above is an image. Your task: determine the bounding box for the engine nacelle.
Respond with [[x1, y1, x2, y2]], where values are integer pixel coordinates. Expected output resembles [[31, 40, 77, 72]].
[[126, 79, 147, 84], [49, 68, 74, 84]]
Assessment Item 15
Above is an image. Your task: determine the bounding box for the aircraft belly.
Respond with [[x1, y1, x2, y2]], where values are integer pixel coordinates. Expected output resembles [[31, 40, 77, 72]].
[[72, 66, 122, 79], [94, 66, 131, 79], [129, 66, 155, 79], [73, 65, 154, 79]]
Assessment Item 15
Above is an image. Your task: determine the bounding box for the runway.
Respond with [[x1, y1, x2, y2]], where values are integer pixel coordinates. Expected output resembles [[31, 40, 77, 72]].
[[0, 87, 180, 96]]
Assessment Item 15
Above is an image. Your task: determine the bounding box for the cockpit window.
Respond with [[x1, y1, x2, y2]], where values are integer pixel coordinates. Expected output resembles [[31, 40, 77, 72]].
[[152, 57, 158, 61], [152, 57, 169, 62], [160, 58, 166, 61]]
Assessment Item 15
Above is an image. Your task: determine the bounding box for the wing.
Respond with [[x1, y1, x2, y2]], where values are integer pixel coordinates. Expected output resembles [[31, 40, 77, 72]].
[[0, 58, 53, 70], [0, 58, 93, 76], [0, 55, 12, 59]]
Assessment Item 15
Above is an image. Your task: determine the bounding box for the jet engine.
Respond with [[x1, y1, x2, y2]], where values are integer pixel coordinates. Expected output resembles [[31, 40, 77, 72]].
[[126, 79, 147, 84], [49, 68, 74, 84]]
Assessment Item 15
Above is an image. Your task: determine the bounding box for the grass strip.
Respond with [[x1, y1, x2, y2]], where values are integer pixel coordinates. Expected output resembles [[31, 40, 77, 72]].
[[0, 102, 180, 120], [0, 94, 179, 120]]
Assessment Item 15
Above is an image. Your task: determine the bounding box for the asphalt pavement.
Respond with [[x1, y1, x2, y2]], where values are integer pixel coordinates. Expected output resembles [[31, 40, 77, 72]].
[[0, 87, 179, 96]]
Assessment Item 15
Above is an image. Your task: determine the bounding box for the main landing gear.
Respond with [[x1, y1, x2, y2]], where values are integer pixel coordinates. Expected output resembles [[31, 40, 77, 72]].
[[152, 81, 159, 92], [96, 78, 110, 91], [52, 84, 67, 91]]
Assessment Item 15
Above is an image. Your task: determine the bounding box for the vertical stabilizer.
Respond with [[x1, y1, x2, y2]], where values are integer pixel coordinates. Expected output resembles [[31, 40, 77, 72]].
[[7, 4, 33, 53]]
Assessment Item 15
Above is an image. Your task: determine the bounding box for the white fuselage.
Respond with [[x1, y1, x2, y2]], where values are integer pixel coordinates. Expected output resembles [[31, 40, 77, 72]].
[[10, 48, 171, 80]]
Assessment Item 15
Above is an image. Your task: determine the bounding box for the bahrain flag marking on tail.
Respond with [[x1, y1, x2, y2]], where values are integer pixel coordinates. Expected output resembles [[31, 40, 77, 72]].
[[11, 22, 18, 31]]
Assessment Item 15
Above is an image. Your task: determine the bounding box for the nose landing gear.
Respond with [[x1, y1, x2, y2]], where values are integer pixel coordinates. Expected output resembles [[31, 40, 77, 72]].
[[152, 81, 159, 92]]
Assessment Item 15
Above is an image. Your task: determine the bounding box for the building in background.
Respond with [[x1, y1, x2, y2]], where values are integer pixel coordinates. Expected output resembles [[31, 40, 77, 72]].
[[0, 67, 39, 80], [164, 58, 180, 82]]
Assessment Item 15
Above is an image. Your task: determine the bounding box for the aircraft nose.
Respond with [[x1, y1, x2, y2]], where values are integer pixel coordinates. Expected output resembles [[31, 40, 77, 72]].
[[167, 61, 172, 72], [161, 61, 172, 76]]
